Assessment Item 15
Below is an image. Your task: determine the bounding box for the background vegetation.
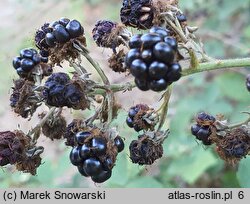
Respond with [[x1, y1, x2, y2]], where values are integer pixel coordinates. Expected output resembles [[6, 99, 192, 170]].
[[0, 0, 249, 188]]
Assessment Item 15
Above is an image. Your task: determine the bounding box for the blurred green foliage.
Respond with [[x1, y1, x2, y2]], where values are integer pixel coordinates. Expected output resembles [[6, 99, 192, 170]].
[[0, 0, 249, 188]]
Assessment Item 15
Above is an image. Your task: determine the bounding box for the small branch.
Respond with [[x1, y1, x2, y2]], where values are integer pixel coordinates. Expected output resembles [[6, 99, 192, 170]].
[[90, 82, 136, 95], [162, 14, 188, 43], [69, 61, 88, 75], [157, 86, 172, 131], [28, 107, 56, 142], [228, 112, 250, 129], [182, 58, 250, 76], [73, 42, 110, 85]]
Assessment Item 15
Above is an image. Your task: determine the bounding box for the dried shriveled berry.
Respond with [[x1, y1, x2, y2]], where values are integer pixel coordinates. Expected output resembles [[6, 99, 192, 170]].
[[120, 0, 154, 29], [15, 146, 43, 175], [92, 20, 130, 50], [215, 128, 250, 164], [41, 113, 67, 140], [10, 79, 40, 118], [108, 49, 126, 73], [64, 119, 84, 147], [0, 131, 31, 166], [129, 135, 163, 165]]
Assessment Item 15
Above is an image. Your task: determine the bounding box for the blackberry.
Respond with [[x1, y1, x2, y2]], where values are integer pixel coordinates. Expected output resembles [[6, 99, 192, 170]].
[[69, 146, 82, 166], [246, 74, 250, 92], [120, 0, 154, 29], [126, 104, 159, 132], [83, 158, 102, 176], [190, 112, 216, 145], [114, 136, 125, 152], [35, 18, 86, 65], [125, 27, 181, 92], [70, 127, 125, 183], [91, 169, 112, 183], [66, 20, 84, 38], [92, 20, 130, 51], [43, 72, 89, 109], [12, 48, 49, 79], [196, 112, 216, 126]]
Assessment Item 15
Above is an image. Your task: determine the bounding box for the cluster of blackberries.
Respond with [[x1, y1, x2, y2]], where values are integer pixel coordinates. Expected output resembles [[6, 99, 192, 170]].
[[191, 112, 216, 145], [43, 72, 83, 108], [35, 18, 84, 52], [70, 131, 124, 183], [12, 48, 48, 78], [125, 27, 181, 92], [246, 74, 250, 92], [126, 104, 158, 132], [120, 0, 154, 29]]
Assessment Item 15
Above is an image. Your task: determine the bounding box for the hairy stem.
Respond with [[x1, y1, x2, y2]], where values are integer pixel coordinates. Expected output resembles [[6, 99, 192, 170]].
[[182, 58, 250, 76], [74, 42, 110, 85], [157, 86, 172, 131], [228, 112, 250, 129], [28, 107, 56, 142]]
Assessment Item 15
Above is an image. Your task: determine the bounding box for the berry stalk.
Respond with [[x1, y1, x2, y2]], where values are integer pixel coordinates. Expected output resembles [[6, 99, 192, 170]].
[[73, 42, 110, 85], [28, 107, 57, 143], [157, 86, 172, 131]]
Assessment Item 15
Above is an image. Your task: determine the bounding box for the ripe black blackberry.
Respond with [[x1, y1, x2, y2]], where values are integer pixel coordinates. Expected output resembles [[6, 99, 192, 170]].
[[35, 18, 86, 65], [69, 127, 125, 183], [12, 48, 49, 79], [126, 104, 159, 132], [190, 112, 216, 145], [43, 72, 90, 110], [125, 27, 181, 92], [246, 74, 250, 92]]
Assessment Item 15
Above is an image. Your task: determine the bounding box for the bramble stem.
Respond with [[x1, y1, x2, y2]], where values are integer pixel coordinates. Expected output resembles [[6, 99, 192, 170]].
[[157, 86, 172, 131], [182, 58, 250, 76], [228, 112, 250, 129], [74, 42, 110, 85], [28, 107, 56, 142], [91, 57, 250, 95]]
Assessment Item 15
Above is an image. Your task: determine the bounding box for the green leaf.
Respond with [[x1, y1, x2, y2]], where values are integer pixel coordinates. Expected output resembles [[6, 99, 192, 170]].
[[104, 152, 143, 187], [237, 157, 250, 187], [222, 171, 240, 188], [35, 160, 55, 186], [215, 73, 249, 102], [126, 177, 164, 188], [166, 146, 218, 184]]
